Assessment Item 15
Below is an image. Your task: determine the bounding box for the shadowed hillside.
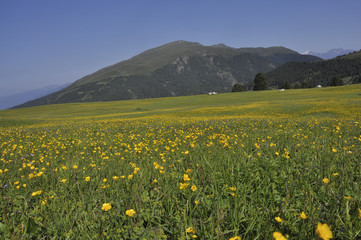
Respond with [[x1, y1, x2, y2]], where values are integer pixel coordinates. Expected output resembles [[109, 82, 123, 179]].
[[266, 50, 361, 88]]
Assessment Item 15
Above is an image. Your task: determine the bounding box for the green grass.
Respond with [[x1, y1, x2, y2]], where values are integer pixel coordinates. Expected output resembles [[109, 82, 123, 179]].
[[0, 85, 361, 239], [1, 84, 361, 125]]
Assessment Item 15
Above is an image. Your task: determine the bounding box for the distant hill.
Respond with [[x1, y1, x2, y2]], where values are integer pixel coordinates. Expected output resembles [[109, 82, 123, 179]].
[[302, 48, 357, 59], [0, 83, 70, 109], [266, 50, 361, 88], [15, 40, 320, 108]]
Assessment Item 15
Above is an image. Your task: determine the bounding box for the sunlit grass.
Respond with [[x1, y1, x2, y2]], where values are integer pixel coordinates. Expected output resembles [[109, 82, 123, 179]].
[[0, 85, 361, 239], [1, 84, 360, 125]]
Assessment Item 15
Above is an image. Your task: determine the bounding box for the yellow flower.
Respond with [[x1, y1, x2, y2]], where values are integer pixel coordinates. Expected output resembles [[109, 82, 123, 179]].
[[332, 148, 337, 153], [73, 165, 78, 169], [275, 216, 282, 223], [31, 190, 43, 197], [332, 173, 339, 177], [323, 178, 330, 184], [102, 203, 112, 211], [229, 236, 242, 240], [344, 196, 353, 200], [316, 223, 333, 240], [358, 208, 361, 218], [273, 232, 287, 240], [41, 200, 47, 205], [128, 175, 133, 180], [112, 176, 119, 181], [152, 179, 158, 184], [186, 227, 196, 234], [61, 179, 67, 183], [300, 211, 307, 220], [191, 185, 197, 191], [194, 200, 200, 205], [14, 181, 19, 185], [183, 174, 191, 182], [180, 182, 190, 190], [192, 235, 198, 239], [103, 178, 107, 182], [23, 184, 27, 188], [229, 187, 236, 191], [125, 209, 136, 217], [85, 176, 90, 182]]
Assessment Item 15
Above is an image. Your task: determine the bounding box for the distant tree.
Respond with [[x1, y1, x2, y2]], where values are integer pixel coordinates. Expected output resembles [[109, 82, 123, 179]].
[[253, 73, 269, 91], [293, 82, 301, 89], [281, 81, 291, 89], [232, 83, 246, 92], [301, 81, 312, 88], [353, 75, 361, 84], [330, 76, 344, 86]]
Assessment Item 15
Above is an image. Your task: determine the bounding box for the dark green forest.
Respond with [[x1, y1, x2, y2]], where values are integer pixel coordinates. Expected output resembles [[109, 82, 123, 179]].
[[266, 50, 361, 88]]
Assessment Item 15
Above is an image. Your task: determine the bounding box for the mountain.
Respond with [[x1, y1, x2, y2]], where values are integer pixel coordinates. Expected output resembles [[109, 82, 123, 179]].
[[14, 41, 321, 108], [302, 48, 357, 59], [0, 83, 71, 109], [266, 50, 361, 88]]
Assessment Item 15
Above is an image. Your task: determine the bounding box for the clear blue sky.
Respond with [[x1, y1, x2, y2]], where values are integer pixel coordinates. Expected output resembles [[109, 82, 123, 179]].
[[1, 0, 361, 97]]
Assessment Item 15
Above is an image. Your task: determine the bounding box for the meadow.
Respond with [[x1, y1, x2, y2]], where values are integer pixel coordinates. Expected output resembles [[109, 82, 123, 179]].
[[0, 85, 361, 239]]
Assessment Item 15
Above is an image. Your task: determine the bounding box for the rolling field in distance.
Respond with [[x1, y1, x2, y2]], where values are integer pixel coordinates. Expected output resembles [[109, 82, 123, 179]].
[[1, 84, 361, 124], [0, 85, 361, 239]]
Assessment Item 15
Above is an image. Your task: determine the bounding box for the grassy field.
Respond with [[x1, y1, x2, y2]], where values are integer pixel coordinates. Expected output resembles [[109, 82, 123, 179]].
[[0, 85, 361, 239]]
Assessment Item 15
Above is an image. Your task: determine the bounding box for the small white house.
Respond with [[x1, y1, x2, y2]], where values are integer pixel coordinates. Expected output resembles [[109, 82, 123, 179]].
[[279, 89, 285, 92], [208, 92, 218, 95], [317, 85, 322, 88]]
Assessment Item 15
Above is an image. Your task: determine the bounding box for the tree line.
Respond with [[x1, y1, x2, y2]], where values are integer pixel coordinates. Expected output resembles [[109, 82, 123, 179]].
[[232, 50, 361, 92]]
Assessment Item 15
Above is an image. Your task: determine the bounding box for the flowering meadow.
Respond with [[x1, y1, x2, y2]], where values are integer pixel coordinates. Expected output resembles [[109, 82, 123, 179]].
[[1, 85, 361, 239]]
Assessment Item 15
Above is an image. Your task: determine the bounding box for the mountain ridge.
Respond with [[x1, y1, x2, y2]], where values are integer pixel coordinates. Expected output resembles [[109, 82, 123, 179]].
[[14, 40, 321, 108], [0, 83, 71, 109], [302, 48, 357, 59]]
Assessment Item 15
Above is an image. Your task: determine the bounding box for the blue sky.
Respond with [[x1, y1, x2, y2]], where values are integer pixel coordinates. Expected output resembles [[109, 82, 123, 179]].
[[1, 0, 361, 97]]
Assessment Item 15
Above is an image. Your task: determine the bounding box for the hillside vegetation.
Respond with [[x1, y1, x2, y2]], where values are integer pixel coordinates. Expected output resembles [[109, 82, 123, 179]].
[[267, 50, 361, 88], [1, 85, 360, 239], [14, 41, 320, 108]]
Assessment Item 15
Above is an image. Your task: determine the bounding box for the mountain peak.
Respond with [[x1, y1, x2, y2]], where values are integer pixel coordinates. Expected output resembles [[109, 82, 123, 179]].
[[162, 40, 203, 47], [302, 48, 357, 59], [210, 43, 233, 48]]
